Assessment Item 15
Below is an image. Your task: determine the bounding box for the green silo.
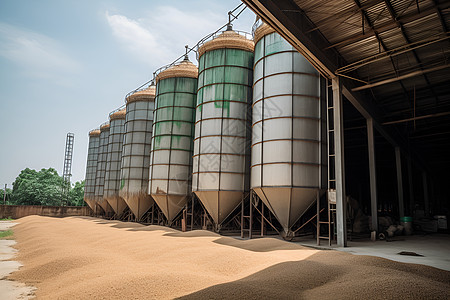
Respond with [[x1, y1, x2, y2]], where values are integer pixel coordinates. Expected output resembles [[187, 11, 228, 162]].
[[149, 59, 198, 223], [192, 28, 254, 229]]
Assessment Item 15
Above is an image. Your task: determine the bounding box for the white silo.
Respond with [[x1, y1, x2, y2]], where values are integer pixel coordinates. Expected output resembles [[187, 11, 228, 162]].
[[251, 23, 321, 238], [104, 108, 127, 216], [120, 85, 155, 220], [84, 129, 100, 212]]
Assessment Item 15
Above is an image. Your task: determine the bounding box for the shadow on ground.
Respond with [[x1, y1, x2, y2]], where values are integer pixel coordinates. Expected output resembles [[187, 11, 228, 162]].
[[177, 251, 450, 299]]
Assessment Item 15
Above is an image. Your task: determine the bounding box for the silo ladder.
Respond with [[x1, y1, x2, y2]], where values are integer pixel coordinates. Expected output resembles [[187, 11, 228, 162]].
[[317, 190, 336, 246]]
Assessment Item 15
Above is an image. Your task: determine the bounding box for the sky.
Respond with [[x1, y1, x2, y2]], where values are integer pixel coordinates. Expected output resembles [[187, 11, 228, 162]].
[[0, 0, 256, 188]]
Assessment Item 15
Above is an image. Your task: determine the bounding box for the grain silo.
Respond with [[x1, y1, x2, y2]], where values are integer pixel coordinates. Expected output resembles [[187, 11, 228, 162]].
[[84, 129, 101, 212], [104, 108, 127, 216], [251, 23, 321, 238], [119, 85, 155, 220], [192, 27, 254, 229], [95, 122, 113, 214], [149, 58, 198, 223]]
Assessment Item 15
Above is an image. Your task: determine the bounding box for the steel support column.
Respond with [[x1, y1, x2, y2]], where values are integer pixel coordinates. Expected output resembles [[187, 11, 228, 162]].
[[395, 147, 405, 218], [332, 77, 347, 247], [407, 156, 415, 215], [422, 172, 429, 216], [367, 118, 378, 232]]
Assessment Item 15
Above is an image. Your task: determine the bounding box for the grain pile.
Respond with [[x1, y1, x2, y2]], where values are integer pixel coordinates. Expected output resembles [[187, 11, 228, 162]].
[[9, 216, 450, 299]]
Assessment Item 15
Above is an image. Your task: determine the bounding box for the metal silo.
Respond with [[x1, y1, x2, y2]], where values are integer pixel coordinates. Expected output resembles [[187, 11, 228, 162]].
[[251, 23, 321, 238], [192, 28, 254, 228], [120, 85, 155, 220], [84, 129, 100, 212], [104, 108, 127, 216], [149, 59, 198, 223], [95, 122, 113, 214]]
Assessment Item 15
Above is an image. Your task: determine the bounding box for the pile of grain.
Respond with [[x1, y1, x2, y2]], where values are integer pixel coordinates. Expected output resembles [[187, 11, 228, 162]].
[[9, 216, 450, 299]]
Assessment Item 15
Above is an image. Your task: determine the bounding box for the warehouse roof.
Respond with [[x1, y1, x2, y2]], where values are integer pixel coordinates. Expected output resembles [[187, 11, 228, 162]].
[[243, 0, 450, 176]]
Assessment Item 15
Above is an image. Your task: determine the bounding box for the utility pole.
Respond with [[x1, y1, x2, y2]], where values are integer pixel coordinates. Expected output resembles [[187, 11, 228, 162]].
[[3, 184, 6, 205]]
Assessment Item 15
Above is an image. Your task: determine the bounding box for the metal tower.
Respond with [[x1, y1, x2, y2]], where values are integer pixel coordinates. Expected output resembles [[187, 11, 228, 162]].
[[62, 133, 75, 205], [63, 133, 75, 183]]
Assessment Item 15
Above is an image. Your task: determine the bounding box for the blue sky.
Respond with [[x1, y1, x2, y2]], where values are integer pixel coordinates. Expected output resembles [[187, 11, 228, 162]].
[[0, 0, 255, 187]]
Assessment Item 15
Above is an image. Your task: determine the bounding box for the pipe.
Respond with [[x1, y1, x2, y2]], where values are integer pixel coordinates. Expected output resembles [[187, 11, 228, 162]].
[[382, 111, 450, 125], [352, 64, 450, 92]]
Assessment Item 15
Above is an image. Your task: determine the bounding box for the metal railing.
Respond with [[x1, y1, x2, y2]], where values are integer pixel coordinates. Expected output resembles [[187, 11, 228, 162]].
[[88, 128, 100, 136], [252, 17, 263, 38], [123, 3, 249, 102], [108, 103, 126, 117]]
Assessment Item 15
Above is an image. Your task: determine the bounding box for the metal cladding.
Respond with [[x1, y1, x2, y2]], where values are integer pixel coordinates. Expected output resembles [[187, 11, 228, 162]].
[[95, 123, 113, 214], [149, 59, 198, 222], [84, 129, 100, 211], [251, 23, 321, 235], [120, 85, 156, 220], [104, 108, 127, 215], [193, 30, 254, 226]]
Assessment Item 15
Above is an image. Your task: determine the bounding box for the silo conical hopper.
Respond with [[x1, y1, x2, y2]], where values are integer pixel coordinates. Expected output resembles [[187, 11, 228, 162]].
[[120, 86, 156, 220], [84, 129, 100, 211], [95, 122, 114, 214], [251, 23, 321, 237], [149, 59, 198, 223], [192, 28, 254, 227], [104, 108, 128, 215]]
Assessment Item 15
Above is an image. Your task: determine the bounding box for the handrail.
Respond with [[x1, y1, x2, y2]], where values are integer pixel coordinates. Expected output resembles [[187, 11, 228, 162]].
[[108, 103, 126, 117], [123, 3, 249, 102], [252, 17, 263, 38]]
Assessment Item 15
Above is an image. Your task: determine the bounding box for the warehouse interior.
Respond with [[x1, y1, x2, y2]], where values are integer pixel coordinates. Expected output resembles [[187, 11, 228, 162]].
[[242, 0, 450, 246]]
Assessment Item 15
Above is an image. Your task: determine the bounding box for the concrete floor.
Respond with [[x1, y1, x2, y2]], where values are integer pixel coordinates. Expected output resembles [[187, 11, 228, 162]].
[[296, 233, 450, 272]]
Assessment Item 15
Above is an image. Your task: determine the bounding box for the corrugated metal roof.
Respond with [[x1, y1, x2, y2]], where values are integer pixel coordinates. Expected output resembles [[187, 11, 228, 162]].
[[243, 0, 450, 174]]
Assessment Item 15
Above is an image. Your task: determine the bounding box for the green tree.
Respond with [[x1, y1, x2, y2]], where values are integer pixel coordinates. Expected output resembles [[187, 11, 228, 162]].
[[12, 168, 65, 206], [9, 168, 85, 206], [0, 187, 13, 205], [68, 180, 85, 206]]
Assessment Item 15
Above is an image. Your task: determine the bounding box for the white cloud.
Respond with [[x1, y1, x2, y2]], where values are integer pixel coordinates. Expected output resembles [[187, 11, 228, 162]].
[[105, 6, 224, 69], [0, 23, 81, 85], [105, 11, 170, 66]]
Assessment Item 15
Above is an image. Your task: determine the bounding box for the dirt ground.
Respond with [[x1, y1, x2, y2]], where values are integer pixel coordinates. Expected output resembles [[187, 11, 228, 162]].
[[8, 216, 450, 299]]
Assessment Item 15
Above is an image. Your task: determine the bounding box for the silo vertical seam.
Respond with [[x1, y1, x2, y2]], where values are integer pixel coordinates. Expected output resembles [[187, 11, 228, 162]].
[[326, 79, 331, 190], [217, 48, 229, 221], [258, 48, 275, 220], [318, 77, 322, 192], [260, 35, 265, 190], [130, 104, 136, 216], [288, 49, 295, 228], [166, 77, 177, 221], [150, 91, 156, 201], [258, 35, 272, 211], [196, 58, 205, 192]]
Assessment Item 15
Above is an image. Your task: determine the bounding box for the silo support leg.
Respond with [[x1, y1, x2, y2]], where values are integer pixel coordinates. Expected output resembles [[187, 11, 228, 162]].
[[241, 195, 245, 238], [332, 77, 347, 247], [261, 201, 265, 237], [240, 192, 253, 239]]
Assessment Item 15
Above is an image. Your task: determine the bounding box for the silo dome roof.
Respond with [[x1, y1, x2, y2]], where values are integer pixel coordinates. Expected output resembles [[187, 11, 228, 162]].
[[89, 129, 101, 137], [100, 123, 110, 131], [126, 85, 156, 103], [198, 30, 254, 57], [155, 60, 198, 84], [109, 108, 126, 120], [253, 23, 276, 44]]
